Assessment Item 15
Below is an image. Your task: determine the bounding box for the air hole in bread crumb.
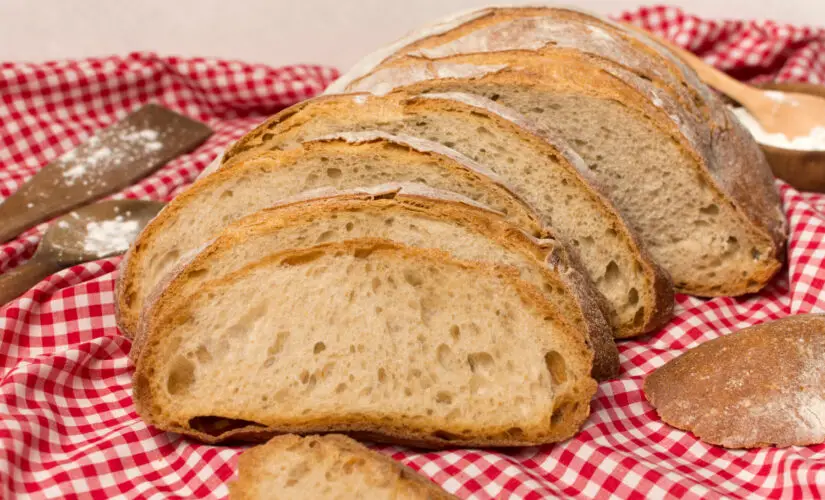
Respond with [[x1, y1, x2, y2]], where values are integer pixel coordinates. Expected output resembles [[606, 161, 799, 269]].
[[467, 352, 494, 376], [628, 288, 639, 306], [335, 383, 347, 393], [633, 307, 646, 327], [700, 204, 719, 215], [313, 342, 326, 354], [219, 190, 233, 199], [436, 391, 453, 404], [436, 344, 453, 369], [166, 356, 195, 395], [326, 167, 342, 179], [449, 325, 460, 341], [551, 402, 571, 426], [403, 270, 423, 287], [432, 430, 460, 441], [604, 261, 620, 285], [194, 346, 211, 364], [377, 368, 387, 383], [751, 248, 761, 260], [544, 351, 567, 385], [316, 230, 335, 243]]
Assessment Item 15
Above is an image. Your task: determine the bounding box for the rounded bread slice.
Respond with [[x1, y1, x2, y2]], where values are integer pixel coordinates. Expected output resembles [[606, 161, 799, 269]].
[[229, 434, 457, 500], [133, 239, 598, 447], [133, 183, 618, 380], [645, 314, 825, 448], [115, 132, 544, 338]]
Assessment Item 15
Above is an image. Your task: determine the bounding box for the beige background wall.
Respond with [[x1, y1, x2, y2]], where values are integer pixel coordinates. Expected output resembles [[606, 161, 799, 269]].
[[0, 0, 821, 69]]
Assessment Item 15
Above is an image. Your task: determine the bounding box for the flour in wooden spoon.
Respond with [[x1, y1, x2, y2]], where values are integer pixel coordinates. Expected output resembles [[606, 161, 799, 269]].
[[731, 106, 825, 151], [82, 216, 140, 255]]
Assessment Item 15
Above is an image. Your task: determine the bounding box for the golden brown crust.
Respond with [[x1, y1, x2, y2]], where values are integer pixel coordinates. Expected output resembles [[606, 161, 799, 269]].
[[133, 239, 597, 447], [645, 314, 825, 448], [131, 186, 618, 379], [230, 434, 458, 500]]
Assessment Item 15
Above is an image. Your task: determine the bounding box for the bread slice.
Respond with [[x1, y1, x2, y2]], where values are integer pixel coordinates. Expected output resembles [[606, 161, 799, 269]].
[[229, 434, 457, 500], [133, 239, 597, 447], [645, 314, 825, 448], [334, 50, 785, 297], [115, 132, 544, 338], [217, 91, 673, 339], [134, 184, 618, 380]]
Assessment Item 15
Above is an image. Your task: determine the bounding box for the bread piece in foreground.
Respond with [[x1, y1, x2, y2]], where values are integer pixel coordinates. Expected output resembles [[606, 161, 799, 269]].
[[337, 49, 785, 299], [133, 239, 597, 447], [116, 131, 544, 338], [645, 314, 825, 448], [134, 184, 618, 380], [217, 91, 673, 339], [229, 434, 456, 500]]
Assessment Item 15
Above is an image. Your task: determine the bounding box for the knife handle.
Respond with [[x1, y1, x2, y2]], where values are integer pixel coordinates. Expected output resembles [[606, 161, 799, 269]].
[[0, 255, 63, 306], [0, 191, 52, 243]]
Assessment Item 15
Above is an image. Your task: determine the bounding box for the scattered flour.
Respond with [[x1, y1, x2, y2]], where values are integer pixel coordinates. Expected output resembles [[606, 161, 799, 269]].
[[58, 126, 163, 186], [731, 106, 825, 151], [82, 218, 140, 255]]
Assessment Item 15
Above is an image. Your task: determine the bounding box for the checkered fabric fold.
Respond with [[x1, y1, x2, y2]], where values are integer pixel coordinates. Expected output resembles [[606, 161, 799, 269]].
[[2, 7, 825, 499]]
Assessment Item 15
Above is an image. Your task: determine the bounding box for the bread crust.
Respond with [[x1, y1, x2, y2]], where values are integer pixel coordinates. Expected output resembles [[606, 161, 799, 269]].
[[645, 314, 825, 448], [229, 434, 458, 500], [131, 184, 618, 380], [116, 133, 546, 338], [325, 5, 786, 264], [133, 239, 597, 447], [219, 90, 674, 338]]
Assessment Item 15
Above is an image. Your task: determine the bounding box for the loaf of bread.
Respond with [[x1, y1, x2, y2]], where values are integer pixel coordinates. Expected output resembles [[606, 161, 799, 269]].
[[133, 184, 618, 380], [117, 132, 546, 338], [645, 314, 825, 448], [327, 6, 787, 298], [133, 239, 597, 446], [214, 90, 673, 339], [229, 434, 457, 499]]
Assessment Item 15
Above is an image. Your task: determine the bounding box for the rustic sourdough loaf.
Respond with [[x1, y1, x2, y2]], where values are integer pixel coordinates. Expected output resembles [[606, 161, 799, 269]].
[[645, 314, 825, 448], [116, 132, 544, 338], [229, 434, 457, 500], [133, 239, 597, 447], [134, 184, 618, 380], [217, 91, 673, 338], [334, 50, 785, 297]]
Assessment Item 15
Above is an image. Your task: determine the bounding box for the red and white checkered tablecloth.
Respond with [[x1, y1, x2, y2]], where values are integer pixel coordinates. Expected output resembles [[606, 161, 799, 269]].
[[2, 6, 825, 499]]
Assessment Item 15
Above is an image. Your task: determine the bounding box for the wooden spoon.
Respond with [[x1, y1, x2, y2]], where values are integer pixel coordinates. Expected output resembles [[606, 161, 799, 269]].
[[0, 104, 211, 243], [0, 199, 163, 305], [628, 25, 825, 140]]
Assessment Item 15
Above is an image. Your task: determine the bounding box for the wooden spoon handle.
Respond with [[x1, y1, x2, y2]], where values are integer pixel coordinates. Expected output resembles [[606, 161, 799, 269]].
[[0, 192, 49, 243], [0, 256, 63, 306], [624, 24, 762, 105]]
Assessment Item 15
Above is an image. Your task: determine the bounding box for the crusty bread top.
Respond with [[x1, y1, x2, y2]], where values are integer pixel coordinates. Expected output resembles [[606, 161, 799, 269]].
[[645, 314, 825, 448], [333, 9, 786, 272], [229, 434, 457, 500], [132, 183, 618, 380]]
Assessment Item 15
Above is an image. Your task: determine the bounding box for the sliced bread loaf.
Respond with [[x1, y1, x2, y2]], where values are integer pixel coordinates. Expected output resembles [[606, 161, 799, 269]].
[[334, 51, 785, 297], [216, 91, 673, 338], [134, 184, 617, 380], [116, 132, 544, 338], [133, 239, 597, 447], [230, 434, 457, 499]]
